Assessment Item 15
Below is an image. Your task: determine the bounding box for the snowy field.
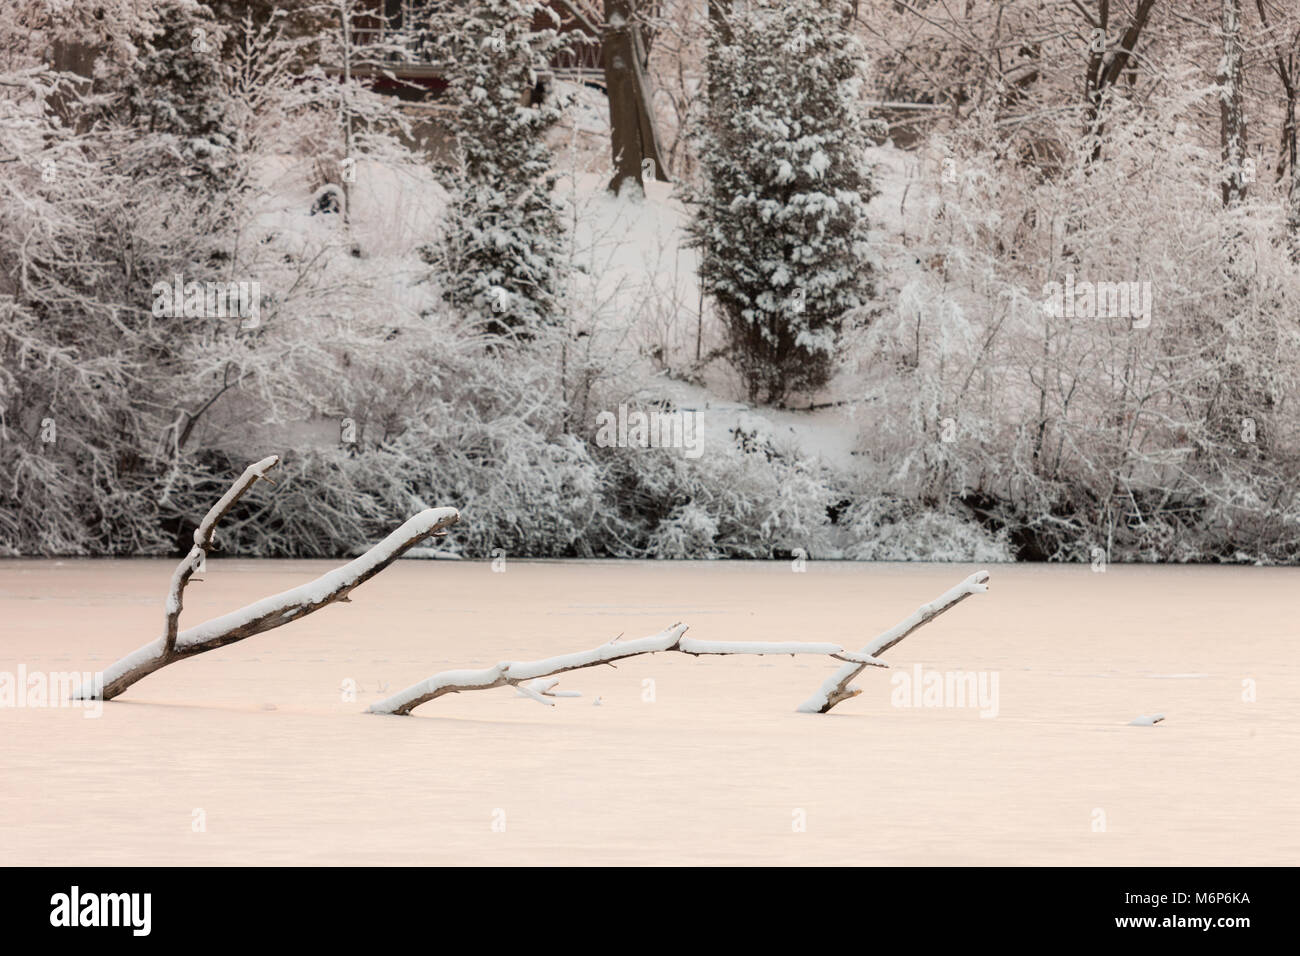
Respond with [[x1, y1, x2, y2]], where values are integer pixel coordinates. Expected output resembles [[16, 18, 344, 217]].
[[2, 559, 1296, 866]]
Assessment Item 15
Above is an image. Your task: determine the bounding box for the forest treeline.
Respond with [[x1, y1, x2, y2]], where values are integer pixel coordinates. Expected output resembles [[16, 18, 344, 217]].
[[2, 1, 1298, 562]]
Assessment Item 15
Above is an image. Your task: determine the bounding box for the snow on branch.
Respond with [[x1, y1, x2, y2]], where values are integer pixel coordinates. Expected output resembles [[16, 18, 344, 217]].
[[78, 456, 460, 701], [515, 677, 584, 703], [164, 454, 279, 654], [368, 625, 890, 716], [796, 570, 991, 714]]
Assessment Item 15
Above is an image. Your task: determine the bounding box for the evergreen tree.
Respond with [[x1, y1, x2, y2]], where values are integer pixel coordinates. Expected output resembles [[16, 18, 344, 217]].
[[426, 0, 569, 339], [104, 0, 243, 192], [689, 0, 876, 405]]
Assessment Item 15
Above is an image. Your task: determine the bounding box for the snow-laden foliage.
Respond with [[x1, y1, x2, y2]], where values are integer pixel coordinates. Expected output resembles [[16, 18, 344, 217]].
[[687, 0, 877, 405], [421, 0, 570, 338], [0, 22, 248, 554], [597, 432, 839, 559], [839, 499, 1012, 563], [854, 82, 1300, 562], [95, 1, 242, 191], [0, 4, 426, 555]]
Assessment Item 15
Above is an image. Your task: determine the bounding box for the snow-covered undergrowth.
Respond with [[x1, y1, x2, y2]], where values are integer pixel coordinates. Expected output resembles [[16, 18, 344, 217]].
[[145, 101, 1006, 562]]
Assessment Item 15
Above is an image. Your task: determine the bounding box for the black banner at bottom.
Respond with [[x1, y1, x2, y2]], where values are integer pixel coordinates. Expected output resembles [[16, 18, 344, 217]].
[[3, 865, 1276, 944]]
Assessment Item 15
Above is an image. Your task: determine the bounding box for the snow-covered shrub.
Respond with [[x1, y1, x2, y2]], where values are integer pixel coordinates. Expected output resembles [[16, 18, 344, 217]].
[[191, 290, 611, 557], [0, 55, 249, 554], [643, 502, 722, 559], [687, 0, 877, 405], [595, 429, 841, 559], [214, 424, 607, 559], [0, 3, 427, 556], [839, 499, 1012, 563]]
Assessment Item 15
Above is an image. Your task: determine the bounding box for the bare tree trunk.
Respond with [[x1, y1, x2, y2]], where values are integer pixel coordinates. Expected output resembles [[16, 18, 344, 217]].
[[47, 40, 97, 132], [603, 0, 668, 194], [1082, 0, 1157, 164], [1204, 0, 1262, 456], [1290, 121, 1300, 255], [1256, 0, 1300, 253], [1220, 0, 1248, 207], [708, 0, 732, 45], [337, 0, 357, 222]]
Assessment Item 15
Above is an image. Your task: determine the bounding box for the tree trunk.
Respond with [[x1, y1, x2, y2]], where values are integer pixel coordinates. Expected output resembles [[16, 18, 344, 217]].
[[1290, 113, 1300, 256], [1220, 0, 1248, 207], [603, 0, 668, 194], [1082, 0, 1157, 164], [47, 40, 97, 132], [1255, 0, 1300, 253]]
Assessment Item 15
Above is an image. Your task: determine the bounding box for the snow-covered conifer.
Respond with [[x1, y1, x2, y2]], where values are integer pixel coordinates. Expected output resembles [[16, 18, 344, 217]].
[[424, 0, 569, 338], [103, 0, 243, 192], [688, 0, 877, 405]]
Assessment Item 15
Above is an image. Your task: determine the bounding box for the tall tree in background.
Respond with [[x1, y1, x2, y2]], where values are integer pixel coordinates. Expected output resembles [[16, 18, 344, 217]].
[[1083, 0, 1157, 164], [551, 1, 668, 193], [100, 0, 243, 194], [1220, 0, 1249, 207], [426, 0, 569, 339], [600, 0, 668, 193], [689, 0, 876, 406], [1253, 0, 1300, 253]]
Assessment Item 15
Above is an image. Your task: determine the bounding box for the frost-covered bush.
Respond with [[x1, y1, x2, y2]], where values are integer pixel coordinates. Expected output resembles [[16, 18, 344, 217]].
[[595, 428, 841, 559], [0, 4, 426, 556], [688, 0, 877, 405], [213, 427, 606, 559], [0, 66, 247, 554], [839, 499, 1012, 563], [192, 303, 610, 557], [854, 83, 1300, 562]]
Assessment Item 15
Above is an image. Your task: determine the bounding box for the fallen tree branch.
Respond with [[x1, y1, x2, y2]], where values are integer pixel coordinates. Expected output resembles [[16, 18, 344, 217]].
[[78, 457, 460, 701], [368, 625, 889, 716], [164, 454, 279, 653], [796, 570, 991, 714]]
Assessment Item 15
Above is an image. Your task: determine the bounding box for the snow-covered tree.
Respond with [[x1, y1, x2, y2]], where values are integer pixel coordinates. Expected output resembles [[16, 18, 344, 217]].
[[423, 0, 570, 338], [688, 0, 877, 405], [99, 1, 243, 193]]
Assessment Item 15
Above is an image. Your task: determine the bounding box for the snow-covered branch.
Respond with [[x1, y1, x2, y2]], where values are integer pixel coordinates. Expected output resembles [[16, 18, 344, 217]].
[[80, 458, 460, 701], [796, 570, 991, 714], [368, 625, 889, 716], [164, 454, 279, 653]]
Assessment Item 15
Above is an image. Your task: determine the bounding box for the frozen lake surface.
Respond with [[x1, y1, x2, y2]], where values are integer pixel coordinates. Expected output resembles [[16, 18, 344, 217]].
[[1, 558, 1296, 865]]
